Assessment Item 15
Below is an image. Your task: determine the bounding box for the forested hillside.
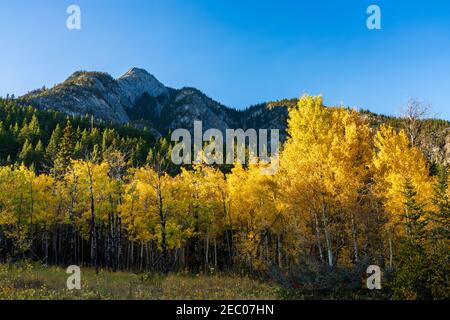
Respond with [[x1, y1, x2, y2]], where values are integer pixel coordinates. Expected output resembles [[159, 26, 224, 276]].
[[0, 98, 155, 171], [0, 96, 448, 299]]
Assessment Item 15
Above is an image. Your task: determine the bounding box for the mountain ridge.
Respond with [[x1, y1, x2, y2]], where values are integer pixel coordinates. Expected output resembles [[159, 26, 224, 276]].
[[20, 68, 288, 139], [17, 67, 450, 165]]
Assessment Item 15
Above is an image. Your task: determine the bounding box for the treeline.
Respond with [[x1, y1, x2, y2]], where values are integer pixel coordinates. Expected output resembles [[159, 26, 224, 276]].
[[0, 96, 448, 299], [0, 99, 155, 171]]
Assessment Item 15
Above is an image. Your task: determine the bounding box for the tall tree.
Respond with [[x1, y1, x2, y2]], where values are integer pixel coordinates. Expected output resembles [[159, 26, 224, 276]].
[[54, 121, 74, 178]]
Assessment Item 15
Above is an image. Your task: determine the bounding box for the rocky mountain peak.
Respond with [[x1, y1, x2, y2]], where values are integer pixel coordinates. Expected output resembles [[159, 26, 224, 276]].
[[120, 67, 149, 77], [117, 67, 168, 104], [19, 67, 288, 139]]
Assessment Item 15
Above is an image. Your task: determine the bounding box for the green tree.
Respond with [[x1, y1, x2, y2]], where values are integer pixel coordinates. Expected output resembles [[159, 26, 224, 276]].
[[53, 121, 74, 177], [389, 179, 449, 300], [432, 166, 450, 239], [402, 179, 428, 241], [18, 139, 34, 167], [46, 124, 62, 165]]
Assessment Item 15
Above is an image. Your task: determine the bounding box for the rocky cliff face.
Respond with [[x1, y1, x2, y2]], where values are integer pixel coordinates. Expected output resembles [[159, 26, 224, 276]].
[[117, 67, 169, 115], [20, 68, 288, 138], [21, 71, 129, 123], [20, 68, 169, 124]]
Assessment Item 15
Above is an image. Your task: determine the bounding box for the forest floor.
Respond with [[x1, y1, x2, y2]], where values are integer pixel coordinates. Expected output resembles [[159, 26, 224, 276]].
[[0, 263, 281, 300]]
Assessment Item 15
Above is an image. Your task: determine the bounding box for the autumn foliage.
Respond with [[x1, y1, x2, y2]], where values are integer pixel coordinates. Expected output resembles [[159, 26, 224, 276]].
[[0, 95, 448, 299]]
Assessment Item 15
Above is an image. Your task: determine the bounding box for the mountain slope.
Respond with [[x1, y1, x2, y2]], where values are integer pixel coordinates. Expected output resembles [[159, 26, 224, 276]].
[[18, 67, 449, 165], [20, 68, 288, 139]]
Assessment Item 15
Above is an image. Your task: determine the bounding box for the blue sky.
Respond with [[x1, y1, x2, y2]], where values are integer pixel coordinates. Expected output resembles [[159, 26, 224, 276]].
[[1, 0, 449, 119]]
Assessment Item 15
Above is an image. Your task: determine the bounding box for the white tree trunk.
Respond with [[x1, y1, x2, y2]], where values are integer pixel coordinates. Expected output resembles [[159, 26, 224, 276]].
[[321, 193, 334, 268]]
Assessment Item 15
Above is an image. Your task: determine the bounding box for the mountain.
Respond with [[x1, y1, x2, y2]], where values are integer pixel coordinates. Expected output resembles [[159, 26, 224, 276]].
[[20, 68, 288, 139], [18, 67, 450, 165]]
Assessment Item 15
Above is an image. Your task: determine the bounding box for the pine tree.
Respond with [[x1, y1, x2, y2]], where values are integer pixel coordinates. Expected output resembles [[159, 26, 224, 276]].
[[432, 166, 450, 239], [18, 139, 34, 167], [53, 121, 74, 177], [19, 114, 40, 144], [46, 124, 62, 165], [402, 179, 428, 242], [34, 140, 44, 171], [390, 180, 430, 299], [28, 114, 41, 143]]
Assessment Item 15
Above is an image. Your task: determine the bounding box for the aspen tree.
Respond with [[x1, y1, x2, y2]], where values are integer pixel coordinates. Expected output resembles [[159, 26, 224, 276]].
[[373, 125, 434, 266]]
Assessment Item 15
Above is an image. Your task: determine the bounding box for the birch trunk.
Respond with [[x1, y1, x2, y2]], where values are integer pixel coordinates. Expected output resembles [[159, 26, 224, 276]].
[[388, 234, 393, 269], [350, 211, 359, 263], [321, 193, 334, 268], [312, 210, 324, 264], [205, 232, 209, 273]]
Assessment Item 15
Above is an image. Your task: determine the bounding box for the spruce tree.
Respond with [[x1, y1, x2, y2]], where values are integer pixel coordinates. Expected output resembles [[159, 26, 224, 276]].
[[53, 121, 74, 178], [432, 165, 450, 239], [18, 139, 34, 166], [34, 140, 44, 172], [390, 179, 431, 299], [402, 179, 428, 242], [46, 124, 62, 165]]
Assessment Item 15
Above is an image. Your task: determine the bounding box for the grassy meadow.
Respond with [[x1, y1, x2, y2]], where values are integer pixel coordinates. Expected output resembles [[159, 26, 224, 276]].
[[0, 263, 281, 300]]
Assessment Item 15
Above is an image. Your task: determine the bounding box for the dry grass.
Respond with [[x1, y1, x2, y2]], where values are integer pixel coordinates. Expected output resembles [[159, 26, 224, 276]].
[[0, 263, 280, 300]]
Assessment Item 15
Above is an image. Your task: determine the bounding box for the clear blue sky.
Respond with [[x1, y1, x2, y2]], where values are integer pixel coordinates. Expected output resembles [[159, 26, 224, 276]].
[[1, 0, 449, 119]]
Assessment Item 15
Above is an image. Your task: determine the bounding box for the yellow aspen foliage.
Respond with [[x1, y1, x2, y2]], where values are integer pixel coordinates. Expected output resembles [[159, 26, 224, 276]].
[[119, 168, 159, 243], [373, 125, 435, 231], [119, 166, 188, 251], [328, 108, 372, 204], [179, 164, 226, 239], [32, 173, 58, 226], [279, 95, 373, 266], [227, 163, 283, 269], [0, 166, 31, 250], [69, 161, 118, 237], [0, 95, 447, 298]]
